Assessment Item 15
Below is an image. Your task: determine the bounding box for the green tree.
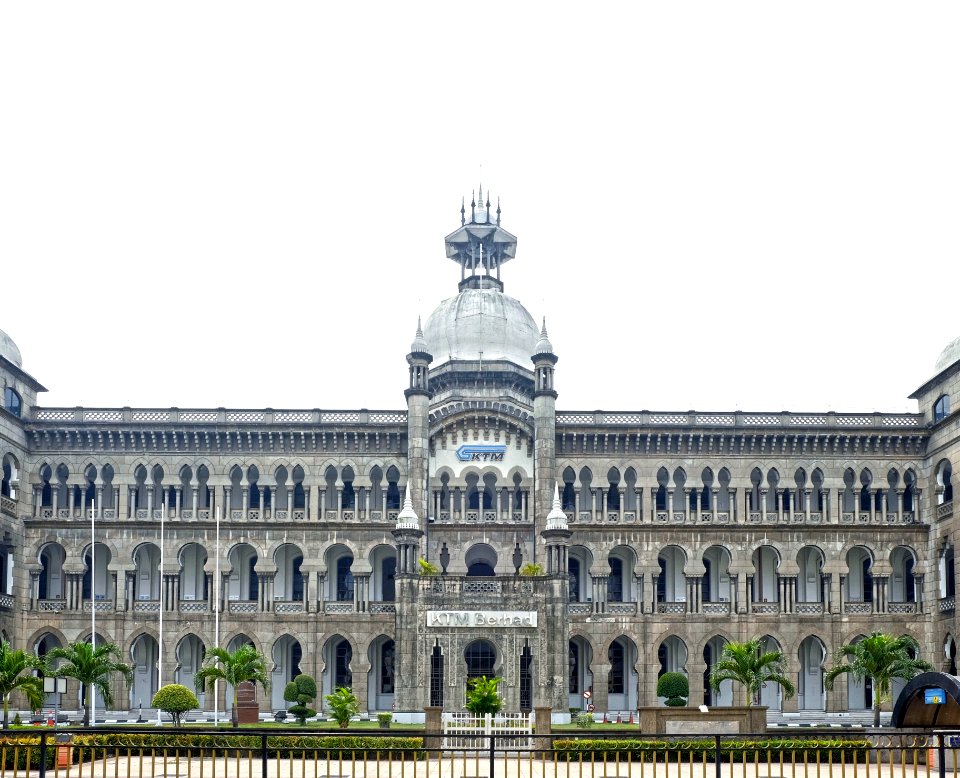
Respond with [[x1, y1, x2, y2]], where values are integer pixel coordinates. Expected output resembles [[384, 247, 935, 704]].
[[152, 683, 199, 726], [709, 639, 796, 707], [824, 632, 931, 727], [45, 640, 133, 727], [194, 644, 270, 728], [465, 676, 503, 715], [656, 672, 689, 707], [0, 639, 44, 729], [283, 674, 318, 724], [324, 686, 359, 729]]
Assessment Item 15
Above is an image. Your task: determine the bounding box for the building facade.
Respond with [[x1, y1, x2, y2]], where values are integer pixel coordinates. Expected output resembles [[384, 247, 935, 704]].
[[1, 194, 959, 722]]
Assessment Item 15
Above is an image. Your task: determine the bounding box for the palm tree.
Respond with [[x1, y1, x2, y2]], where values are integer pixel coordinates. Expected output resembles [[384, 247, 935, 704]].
[[0, 639, 44, 728], [194, 644, 269, 727], [45, 640, 133, 727], [824, 632, 931, 727], [709, 638, 796, 707]]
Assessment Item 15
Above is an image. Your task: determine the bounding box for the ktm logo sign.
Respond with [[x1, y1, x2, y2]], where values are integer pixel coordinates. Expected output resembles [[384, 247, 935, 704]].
[[455, 444, 507, 462]]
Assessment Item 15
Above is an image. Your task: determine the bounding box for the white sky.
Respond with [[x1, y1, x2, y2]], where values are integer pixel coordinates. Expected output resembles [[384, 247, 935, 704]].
[[2, 3, 957, 415]]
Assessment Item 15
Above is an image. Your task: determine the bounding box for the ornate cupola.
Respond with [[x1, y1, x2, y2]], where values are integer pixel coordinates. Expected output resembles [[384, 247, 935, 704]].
[[392, 486, 424, 575], [443, 186, 517, 293]]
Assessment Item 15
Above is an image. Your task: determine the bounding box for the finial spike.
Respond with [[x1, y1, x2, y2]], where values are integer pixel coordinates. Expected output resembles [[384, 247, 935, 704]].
[[496, 196, 501, 225], [461, 197, 465, 226]]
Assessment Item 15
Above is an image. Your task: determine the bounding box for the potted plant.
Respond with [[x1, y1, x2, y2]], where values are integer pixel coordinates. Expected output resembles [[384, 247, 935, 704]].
[[377, 712, 392, 729]]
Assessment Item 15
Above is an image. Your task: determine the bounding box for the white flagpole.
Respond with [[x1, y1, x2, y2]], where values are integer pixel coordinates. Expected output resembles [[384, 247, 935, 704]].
[[157, 500, 165, 725], [214, 505, 221, 726], [90, 497, 96, 727]]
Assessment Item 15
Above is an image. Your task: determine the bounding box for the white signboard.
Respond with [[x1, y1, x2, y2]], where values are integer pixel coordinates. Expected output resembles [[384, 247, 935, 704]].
[[431, 444, 532, 479], [427, 610, 538, 627]]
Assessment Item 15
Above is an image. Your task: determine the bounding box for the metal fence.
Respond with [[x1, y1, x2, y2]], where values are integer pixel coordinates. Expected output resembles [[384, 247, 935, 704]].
[[0, 728, 957, 778]]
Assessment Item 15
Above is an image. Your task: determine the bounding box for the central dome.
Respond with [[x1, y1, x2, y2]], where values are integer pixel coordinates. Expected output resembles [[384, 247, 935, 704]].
[[936, 336, 960, 373], [0, 328, 22, 368], [422, 287, 539, 368]]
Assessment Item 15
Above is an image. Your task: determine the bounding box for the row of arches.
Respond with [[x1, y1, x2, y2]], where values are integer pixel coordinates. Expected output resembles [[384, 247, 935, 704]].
[[560, 542, 923, 609], [36, 542, 399, 604], [32, 631, 397, 714], [559, 465, 920, 517], [31, 462, 405, 517], [564, 631, 924, 712]]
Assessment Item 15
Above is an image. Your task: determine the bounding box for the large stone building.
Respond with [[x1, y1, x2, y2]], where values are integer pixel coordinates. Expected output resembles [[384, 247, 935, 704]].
[[1, 193, 958, 722]]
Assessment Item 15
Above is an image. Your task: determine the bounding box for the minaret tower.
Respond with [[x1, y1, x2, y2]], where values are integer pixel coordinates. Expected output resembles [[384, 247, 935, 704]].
[[405, 319, 432, 522], [532, 319, 558, 540]]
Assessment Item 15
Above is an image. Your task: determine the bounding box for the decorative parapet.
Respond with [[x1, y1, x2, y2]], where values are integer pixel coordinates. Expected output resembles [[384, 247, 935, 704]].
[[556, 410, 924, 429], [32, 407, 408, 425]]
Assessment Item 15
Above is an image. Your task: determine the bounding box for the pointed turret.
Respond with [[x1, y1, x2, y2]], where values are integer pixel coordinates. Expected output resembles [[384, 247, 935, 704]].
[[410, 316, 430, 357], [534, 317, 554, 356], [545, 482, 568, 531], [395, 486, 420, 530], [540, 481, 572, 575], [393, 484, 424, 575]]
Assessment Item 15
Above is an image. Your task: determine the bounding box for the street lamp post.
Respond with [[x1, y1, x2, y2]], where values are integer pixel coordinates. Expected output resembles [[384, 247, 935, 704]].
[[43, 676, 67, 727]]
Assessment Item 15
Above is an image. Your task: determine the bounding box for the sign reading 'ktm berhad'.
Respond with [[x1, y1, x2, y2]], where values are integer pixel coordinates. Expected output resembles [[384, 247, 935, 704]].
[[427, 610, 537, 627]]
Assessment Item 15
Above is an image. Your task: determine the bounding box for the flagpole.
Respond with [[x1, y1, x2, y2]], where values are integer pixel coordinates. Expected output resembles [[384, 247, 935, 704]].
[[90, 497, 96, 727], [214, 505, 221, 726], [157, 500, 165, 725]]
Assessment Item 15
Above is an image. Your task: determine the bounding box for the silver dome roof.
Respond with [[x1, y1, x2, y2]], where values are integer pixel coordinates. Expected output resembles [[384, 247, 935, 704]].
[[936, 336, 960, 373], [0, 329, 22, 368], [422, 287, 539, 368]]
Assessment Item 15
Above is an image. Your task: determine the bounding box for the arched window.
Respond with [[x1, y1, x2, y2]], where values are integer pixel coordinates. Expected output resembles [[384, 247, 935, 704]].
[[608, 558, 623, 602], [568, 558, 580, 602], [465, 640, 496, 680], [935, 395, 951, 423], [430, 643, 444, 707], [608, 640, 625, 695], [334, 640, 352, 688], [336, 556, 354, 601], [2, 388, 21, 418]]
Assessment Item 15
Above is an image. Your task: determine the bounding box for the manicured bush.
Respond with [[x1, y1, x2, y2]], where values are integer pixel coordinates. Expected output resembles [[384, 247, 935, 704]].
[[283, 675, 318, 724], [656, 672, 689, 706], [152, 684, 199, 726], [574, 713, 594, 729]]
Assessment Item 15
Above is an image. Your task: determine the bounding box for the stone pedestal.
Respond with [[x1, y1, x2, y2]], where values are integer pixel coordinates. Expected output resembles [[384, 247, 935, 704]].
[[424, 707, 443, 757], [637, 706, 767, 734], [234, 681, 260, 725]]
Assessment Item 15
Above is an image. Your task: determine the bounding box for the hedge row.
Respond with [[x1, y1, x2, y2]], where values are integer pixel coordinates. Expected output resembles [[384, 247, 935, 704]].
[[71, 733, 426, 760], [553, 738, 873, 761], [0, 737, 56, 769]]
